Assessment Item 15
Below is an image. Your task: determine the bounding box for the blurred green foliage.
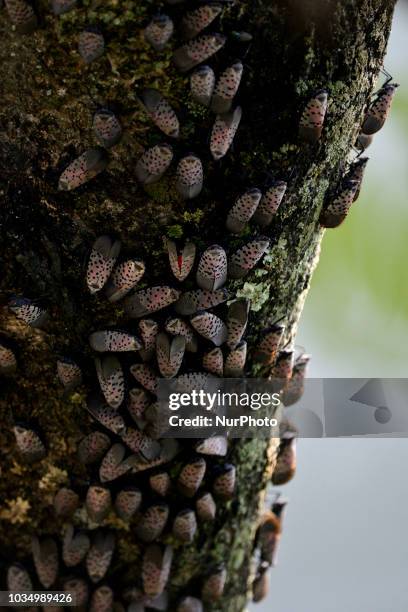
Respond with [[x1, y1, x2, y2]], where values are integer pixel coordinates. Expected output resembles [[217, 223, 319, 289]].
[[299, 8, 408, 376]]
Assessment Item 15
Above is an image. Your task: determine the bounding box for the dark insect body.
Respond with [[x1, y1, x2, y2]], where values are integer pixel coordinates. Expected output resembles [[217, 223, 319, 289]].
[[78, 26, 105, 63], [93, 109, 122, 147], [145, 14, 174, 50], [5, 0, 37, 33]]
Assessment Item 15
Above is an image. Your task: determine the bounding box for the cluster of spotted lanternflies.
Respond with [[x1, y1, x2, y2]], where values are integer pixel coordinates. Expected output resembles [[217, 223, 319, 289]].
[[1, 0, 399, 610]]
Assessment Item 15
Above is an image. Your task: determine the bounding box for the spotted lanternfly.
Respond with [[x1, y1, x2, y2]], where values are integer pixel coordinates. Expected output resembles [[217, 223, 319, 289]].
[[299, 89, 328, 143], [176, 154, 204, 199], [90, 330, 141, 352], [178, 457, 206, 497], [282, 352, 310, 406], [355, 131, 373, 151], [128, 387, 150, 421], [144, 14, 174, 51], [62, 524, 90, 567], [201, 566, 227, 602], [165, 238, 196, 283], [319, 179, 359, 228], [210, 107, 242, 160], [136, 503, 169, 543], [122, 427, 161, 460], [86, 485, 112, 523], [135, 143, 173, 185], [87, 396, 126, 435], [172, 509, 197, 542], [165, 317, 197, 352], [144, 402, 171, 440], [150, 472, 171, 497], [202, 347, 224, 377], [139, 319, 159, 351], [211, 61, 244, 114], [212, 463, 236, 500], [228, 236, 270, 279], [32, 537, 58, 589], [226, 188, 262, 234], [253, 181, 287, 227], [51, 0, 76, 15], [99, 443, 137, 483], [106, 259, 145, 302], [224, 341, 247, 377], [362, 83, 399, 135], [0, 342, 17, 375], [195, 491, 216, 522], [177, 596, 204, 612], [8, 297, 48, 327], [190, 65, 215, 106], [57, 357, 82, 392], [95, 355, 125, 409], [130, 363, 158, 394], [181, 5, 223, 40], [175, 288, 228, 315], [125, 286, 180, 318], [114, 487, 142, 521], [63, 578, 89, 607], [156, 332, 186, 378], [132, 438, 179, 472], [53, 487, 79, 518], [176, 372, 213, 394], [123, 425, 158, 457], [7, 563, 33, 592], [141, 89, 180, 138], [346, 156, 369, 202], [257, 499, 287, 566], [196, 245, 227, 291], [5, 0, 37, 33], [59, 147, 108, 190], [143, 544, 173, 598], [86, 235, 121, 295], [89, 585, 113, 612], [93, 109, 122, 148], [253, 324, 285, 365], [227, 298, 250, 350], [13, 424, 46, 463], [78, 26, 105, 63], [173, 33, 226, 73], [270, 349, 294, 385], [252, 569, 269, 603], [195, 435, 227, 456], [78, 430, 111, 464], [86, 531, 115, 583], [272, 436, 297, 485], [191, 312, 227, 346]]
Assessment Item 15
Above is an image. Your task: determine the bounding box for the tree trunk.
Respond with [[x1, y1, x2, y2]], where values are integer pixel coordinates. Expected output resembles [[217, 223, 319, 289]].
[[0, 0, 396, 610]]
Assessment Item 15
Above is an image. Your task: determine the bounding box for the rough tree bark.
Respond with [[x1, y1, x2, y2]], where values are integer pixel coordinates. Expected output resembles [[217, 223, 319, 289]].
[[0, 0, 396, 610]]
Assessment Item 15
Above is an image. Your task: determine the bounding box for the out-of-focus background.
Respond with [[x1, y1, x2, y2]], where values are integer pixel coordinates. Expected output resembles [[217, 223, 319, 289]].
[[253, 2, 408, 611], [298, 8, 408, 380]]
